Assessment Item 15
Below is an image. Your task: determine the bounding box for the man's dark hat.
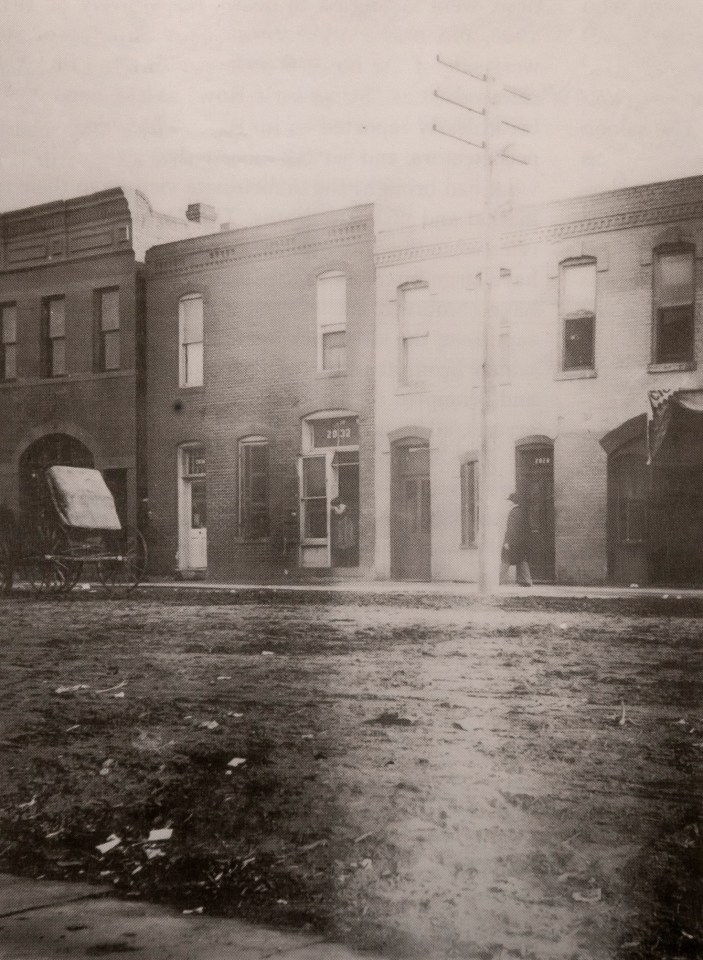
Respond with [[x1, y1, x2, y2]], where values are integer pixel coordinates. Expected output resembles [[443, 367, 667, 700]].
[[508, 492, 520, 503]]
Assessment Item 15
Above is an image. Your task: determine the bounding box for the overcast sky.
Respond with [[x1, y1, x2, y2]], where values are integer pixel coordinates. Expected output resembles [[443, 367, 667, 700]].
[[2, 0, 703, 228]]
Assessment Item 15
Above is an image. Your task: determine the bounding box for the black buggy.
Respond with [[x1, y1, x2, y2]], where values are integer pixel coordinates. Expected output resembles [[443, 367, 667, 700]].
[[0, 466, 146, 596]]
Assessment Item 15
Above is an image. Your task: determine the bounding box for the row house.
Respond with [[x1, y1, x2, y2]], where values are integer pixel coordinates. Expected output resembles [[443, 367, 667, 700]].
[[0, 188, 214, 534], [144, 205, 375, 580], [375, 174, 703, 586]]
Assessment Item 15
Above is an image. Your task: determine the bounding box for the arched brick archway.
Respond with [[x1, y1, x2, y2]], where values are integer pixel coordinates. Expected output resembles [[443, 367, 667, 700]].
[[19, 434, 94, 528]]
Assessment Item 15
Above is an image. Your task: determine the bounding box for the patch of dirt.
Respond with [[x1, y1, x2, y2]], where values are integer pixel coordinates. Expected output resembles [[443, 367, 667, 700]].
[[0, 594, 700, 959]]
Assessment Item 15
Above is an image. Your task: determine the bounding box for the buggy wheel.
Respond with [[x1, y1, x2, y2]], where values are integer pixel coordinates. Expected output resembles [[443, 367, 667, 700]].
[[27, 527, 81, 595], [98, 527, 147, 595]]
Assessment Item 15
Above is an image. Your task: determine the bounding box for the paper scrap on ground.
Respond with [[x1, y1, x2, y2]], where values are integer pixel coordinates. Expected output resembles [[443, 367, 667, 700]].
[[147, 827, 173, 842], [96, 835, 121, 854], [228, 757, 246, 768]]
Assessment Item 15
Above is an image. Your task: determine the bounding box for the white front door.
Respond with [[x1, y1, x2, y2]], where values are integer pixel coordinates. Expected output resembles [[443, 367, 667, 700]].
[[179, 446, 207, 571]]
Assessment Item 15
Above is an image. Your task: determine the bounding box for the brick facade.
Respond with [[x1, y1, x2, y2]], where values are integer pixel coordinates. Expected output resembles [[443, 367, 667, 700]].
[[145, 205, 375, 581], [0, 188, 208, 535]]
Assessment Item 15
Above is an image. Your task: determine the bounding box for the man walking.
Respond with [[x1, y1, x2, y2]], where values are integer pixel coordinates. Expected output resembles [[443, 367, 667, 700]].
[[500, 492, 533, 586]]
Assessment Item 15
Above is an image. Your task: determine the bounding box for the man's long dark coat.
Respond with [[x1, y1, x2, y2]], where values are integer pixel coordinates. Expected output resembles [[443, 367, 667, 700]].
[[502, 504, 529, 565]]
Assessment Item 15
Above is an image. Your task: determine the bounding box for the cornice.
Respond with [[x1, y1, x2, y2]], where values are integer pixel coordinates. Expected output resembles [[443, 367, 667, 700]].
[[375, 198, 703, 268], [149, 219, 373, 277]]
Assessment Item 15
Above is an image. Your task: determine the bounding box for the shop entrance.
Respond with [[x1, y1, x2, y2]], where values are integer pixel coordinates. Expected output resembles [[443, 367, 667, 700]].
[[391, 439, 431, 580], [178, 445, 207, 571], [515, 440, 555, 582]]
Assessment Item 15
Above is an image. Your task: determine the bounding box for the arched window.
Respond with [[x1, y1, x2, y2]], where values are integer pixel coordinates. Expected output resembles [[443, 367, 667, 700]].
[[652, 244, 695, 364], [317, 272, 347, 372], [238, 436, 270, 540], [559, 257, 596, 371], [179, 294, 204, 387]]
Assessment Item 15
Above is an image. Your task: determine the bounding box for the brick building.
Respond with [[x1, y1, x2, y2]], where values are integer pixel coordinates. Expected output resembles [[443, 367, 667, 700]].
[[144, 205, 375, 580], [375, 174, 703, 587], [0, 188, 212, 535]]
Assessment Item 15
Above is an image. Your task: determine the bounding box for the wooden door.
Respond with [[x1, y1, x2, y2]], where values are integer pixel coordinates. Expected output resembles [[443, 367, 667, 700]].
[[391, 441, 431, 580], [516, 443, 555, 582]]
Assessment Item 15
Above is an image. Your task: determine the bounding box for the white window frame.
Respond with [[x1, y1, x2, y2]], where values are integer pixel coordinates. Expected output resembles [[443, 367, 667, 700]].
[[398, 281, 430, 387], [559, 257, 597, 372], [179, 294, 204, 388], [316, 271, 347, 372]]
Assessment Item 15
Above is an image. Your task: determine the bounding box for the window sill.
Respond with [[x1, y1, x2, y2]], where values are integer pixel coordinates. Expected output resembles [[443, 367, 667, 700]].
[[0, 369, 134, 389], [302, 539, 328, 547], [554, 368, 597, 381], [647, 361, 695, 373], [178, 384, 205, 393], [460, 543, 478, 550], [316, 369, 348, 379]]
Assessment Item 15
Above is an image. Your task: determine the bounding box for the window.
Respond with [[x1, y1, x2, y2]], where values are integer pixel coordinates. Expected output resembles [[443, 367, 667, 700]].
[[239, 438, 270, 539], [1, 304, 17, 381], [302, 456, 327, 539], [399, 282, 430, 386], [615, 456, 647, 544], [95, 288, 120, 371], [653, 246, 695, 364], [460, 460, 479, 547], [560, 259, 596, 371], [317, 272, 347, 371], [179, 294, 204, 387], [42, 297, 66, 377]]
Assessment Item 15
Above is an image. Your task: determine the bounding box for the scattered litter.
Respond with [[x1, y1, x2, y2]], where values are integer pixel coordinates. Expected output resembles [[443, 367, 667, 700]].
[[629, 583, 639, 589], [55, 684, 89, 694], [277, 899, 289, 905], [354, 831, 374, 844], [145, 847, 165, 860], [182, 907, 204, 915], [226, 712, 243, 718], [66, 724, 80, 732], [261, 651, 275, 656], [559, 623, 567, 630], [18, 795, 37, 810], [99, 870, 113, 877], [557, 872, 580, 883], [452, 718, 472, 732], [99, 759, 115, 776], [227, 757, 247, 768], [301, 733, 314, 740], [131, 866, 143, 875], [360, 858, 373, 869], [301, 838, 327, 852], [77, 583, 91, 591], [45, 829, 62, 839], [676, 718, 688, 726], [216, 676, 232, 681], [242, 856, 256, 867], [147, 827, 173, 842], [200, 720, 219, 730], [96, 835, 121, 854], [572, 888, 602, 903], [114, 692, 126, 699], [95, 681, 127, 694], [663, 594, 669, 600], [213, 871, 224, 882], [366, 711, 414, 727], [676, 595, 682, 600]]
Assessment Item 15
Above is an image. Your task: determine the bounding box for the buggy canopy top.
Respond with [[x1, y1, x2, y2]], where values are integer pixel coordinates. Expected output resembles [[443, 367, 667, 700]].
[[46, 466, 122, 531]]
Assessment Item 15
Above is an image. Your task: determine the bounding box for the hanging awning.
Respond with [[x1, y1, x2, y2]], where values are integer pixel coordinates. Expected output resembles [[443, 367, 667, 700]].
[[648, 389, 703, 462]]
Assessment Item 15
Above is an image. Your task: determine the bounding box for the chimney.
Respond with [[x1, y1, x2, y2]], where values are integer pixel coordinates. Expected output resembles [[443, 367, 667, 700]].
[[186, 203, 217, 224]]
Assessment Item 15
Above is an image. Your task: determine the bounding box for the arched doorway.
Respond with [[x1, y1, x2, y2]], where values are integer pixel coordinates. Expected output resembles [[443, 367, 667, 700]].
[[515, 437, 555, 583], [19, 434, 94, 528], [391, 438, 431, 580]]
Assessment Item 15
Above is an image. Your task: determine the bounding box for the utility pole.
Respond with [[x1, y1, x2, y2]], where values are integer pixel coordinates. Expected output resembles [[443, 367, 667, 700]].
[[433, 58, 530, 593]]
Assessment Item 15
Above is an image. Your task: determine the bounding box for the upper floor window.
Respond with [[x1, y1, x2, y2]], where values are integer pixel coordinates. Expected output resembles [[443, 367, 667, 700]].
[[1, 304, 17, 382], [653, 246, 695, 364], [560, 258, 596, 371], [95, 288, 120, 372], [399, 282, 430, 386], [41, 296, 66, 378], [179, 294, 204, 387], [460, 458, 479, 547], [317, 272, 347, 371], [239, 437, 270, 540]]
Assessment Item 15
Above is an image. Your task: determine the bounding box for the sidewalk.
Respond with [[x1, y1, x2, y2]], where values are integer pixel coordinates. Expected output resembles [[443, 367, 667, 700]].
[[0, 874, 383, 960], [140, 577, 703, 601]]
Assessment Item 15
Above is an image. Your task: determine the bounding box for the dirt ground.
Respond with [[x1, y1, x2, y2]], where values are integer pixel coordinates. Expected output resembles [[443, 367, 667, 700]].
[[0, 589, 700, 960]]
